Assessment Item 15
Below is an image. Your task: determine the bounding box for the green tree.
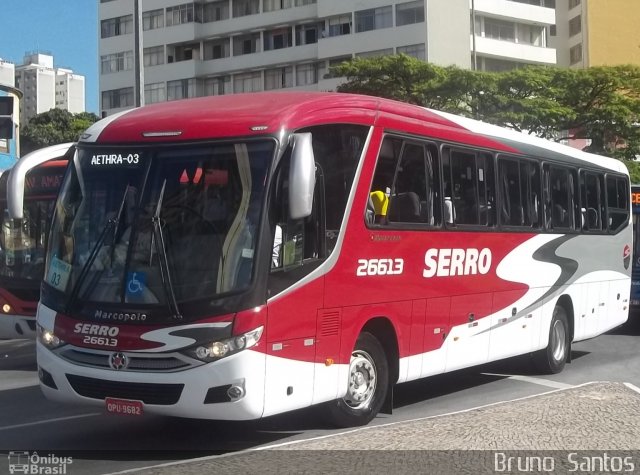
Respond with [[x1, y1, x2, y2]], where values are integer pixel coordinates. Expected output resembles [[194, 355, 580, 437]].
[[20, 109, 100, 154], [334, 56, 640, 161]]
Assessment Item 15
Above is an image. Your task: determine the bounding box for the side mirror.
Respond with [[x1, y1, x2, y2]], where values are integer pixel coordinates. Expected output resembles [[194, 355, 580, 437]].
[[288, 133, 316, 220]]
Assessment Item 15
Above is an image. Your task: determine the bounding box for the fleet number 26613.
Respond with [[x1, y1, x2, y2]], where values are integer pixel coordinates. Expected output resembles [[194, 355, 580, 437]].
[[356, 258, 404, 276]]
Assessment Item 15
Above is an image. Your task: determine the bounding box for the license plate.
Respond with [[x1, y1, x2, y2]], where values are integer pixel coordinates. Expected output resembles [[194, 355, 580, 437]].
[[105, 397, 144, 416]]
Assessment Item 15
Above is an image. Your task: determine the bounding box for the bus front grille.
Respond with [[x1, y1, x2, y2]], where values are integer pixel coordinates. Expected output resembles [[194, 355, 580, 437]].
[[66, 374, 184, 405], [56, 347, 196, 372]]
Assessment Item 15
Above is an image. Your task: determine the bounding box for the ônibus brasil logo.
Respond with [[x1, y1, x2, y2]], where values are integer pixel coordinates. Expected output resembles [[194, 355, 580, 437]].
[[8, 451, 72, 474]]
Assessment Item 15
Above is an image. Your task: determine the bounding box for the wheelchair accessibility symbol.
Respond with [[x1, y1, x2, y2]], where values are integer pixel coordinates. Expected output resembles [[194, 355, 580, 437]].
[[126, 272, 146, 297]]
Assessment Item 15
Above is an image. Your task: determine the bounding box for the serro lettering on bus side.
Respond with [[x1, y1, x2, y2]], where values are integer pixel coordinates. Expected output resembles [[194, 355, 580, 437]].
[[423, 248, 492, 278]]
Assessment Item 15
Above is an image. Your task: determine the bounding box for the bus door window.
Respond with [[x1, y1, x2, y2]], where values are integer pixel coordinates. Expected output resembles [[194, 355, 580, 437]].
[[269, 124, 367, 294]]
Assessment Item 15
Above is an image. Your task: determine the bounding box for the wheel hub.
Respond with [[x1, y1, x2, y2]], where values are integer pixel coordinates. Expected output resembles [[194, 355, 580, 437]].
[[345, 351, 377, 409]]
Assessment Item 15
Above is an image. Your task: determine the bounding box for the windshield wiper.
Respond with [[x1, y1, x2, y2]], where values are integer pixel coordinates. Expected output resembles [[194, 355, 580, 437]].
[[152, 180, 182, 320], [65, 186, 130, 314]]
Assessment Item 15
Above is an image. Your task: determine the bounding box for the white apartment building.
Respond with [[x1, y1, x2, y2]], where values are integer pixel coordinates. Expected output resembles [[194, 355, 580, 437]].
[[0, 59, 15, 88], [14, 53, 86, 124], [98, 0, 557, 116]]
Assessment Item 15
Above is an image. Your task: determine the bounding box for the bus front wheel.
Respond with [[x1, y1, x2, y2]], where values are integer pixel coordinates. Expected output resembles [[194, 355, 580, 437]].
[[534, 305, 570, 374], [327, 332, 389, 428]]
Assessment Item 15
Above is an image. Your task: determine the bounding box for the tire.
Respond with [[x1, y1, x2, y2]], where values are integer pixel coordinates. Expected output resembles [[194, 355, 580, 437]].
[[533, 305, 570, 374], [326, 332, 389, 428]]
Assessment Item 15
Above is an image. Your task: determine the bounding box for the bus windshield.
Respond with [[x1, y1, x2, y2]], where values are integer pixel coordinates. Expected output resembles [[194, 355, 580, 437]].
[[0, 166, 65, 283], [44, 141, 273, 315]]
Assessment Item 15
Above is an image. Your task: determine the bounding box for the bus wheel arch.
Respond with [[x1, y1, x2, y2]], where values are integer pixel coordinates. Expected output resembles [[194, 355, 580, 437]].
[[326, 317, 398, 427], [534, 295, 573, 374]]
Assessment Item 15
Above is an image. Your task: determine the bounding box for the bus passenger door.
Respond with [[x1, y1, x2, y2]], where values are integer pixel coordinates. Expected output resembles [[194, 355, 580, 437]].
[[445, 293, 493, 372]]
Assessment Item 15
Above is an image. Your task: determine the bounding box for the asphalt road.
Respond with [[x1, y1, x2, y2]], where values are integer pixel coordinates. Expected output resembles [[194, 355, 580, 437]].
[[0, 316, 639, 475]]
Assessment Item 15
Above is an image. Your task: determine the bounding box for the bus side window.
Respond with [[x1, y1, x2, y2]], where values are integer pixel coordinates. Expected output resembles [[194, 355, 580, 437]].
[[368, 137, 401, 225], [443, 148, 495, 228], [369, 137, 440, 227]]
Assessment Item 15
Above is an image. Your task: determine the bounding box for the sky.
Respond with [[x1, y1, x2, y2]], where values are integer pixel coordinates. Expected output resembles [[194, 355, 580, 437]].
[[1, 0, 98, 114]]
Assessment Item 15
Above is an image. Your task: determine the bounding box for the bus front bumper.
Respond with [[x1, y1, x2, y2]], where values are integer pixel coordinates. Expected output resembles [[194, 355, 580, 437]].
[[36, 341, 267, 420]]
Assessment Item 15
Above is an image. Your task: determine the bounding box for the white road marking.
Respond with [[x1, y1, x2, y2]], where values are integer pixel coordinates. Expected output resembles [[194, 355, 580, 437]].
[[481, 372, 574, 389], [0, 413, 102, 432], [623, 382, 640, 394]]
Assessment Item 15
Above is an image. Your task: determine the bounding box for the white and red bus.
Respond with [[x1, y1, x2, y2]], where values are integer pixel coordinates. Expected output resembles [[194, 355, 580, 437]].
[[0, 144, 71, 339], [36, 93, 630, 426]]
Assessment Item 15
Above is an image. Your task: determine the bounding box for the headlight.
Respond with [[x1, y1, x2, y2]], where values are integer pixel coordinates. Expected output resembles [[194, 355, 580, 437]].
[[37, 324, 66, 349], [186, 326, 263, 362]]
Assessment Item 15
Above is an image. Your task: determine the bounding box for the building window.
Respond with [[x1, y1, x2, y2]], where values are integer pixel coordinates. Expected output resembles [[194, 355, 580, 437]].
[[264, 0, 292, 12], [167, 78, 197, 100], [328, 15, 351, 37], [203, 0, 230, 22], [294, 0, 316, 5], [264, 27, 293, 51], [166, 3, 200, 26], [550, 24, 556, 36], [397, 43, 426, 60], [569, 0, 580, 9], [265, 66, 293, 90], [569, 43, 582, 64], [396, 1, 425, 27], [517, 23, 545, 46], [484, 17, 515, 42], [233, 71, 262, 93], [296, 62, 323, 86], [232, 0, 259, 18], [203, 38, 230, 60], [295, 23, 323, 45], [144, 82, 166, 104], [569, 15, 581, 37], [167, 43, 200, 62], [102, 87, 134, 109], [142, 9, 164, 30], [144, 46, 165, 67], [204, 76, 231, 96], [233, 33, 261, 56], [101, 15, 133, 38], [101, 51, 134, 74], [355, 6, 392, 33]]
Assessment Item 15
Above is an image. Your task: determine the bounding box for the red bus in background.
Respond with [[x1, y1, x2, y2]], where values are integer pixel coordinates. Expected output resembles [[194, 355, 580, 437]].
[[0, 144, 72, 339], [36, 93, 630, 427]]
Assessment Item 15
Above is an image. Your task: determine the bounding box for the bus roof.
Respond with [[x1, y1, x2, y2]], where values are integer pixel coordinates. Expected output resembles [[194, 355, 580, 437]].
[[82, 92, 626, 175]]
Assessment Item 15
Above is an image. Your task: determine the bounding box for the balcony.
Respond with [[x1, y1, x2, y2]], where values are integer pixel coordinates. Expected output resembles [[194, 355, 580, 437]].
[[473, 0, 555, 25], [473, 35, 556, 64]]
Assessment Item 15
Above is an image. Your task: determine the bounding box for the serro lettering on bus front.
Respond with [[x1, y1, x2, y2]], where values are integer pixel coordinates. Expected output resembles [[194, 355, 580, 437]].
[[423, 248, 492, 278]]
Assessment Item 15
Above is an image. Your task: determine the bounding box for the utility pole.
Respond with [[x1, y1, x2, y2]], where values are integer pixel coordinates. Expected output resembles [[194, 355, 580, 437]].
[[133, 0, 145, 107]]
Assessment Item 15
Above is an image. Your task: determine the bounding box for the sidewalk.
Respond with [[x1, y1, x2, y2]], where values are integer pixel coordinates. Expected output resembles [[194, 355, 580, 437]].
[[124, 382, 640, 474]]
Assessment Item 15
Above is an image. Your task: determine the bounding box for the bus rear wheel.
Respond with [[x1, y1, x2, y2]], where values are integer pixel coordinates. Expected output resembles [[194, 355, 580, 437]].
[[327, 332, 389, 428], [533, 305, 570, 374]]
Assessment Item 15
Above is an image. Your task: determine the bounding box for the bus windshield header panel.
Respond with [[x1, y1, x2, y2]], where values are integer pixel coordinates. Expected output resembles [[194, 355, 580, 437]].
[[43, 141, 273, 322]]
